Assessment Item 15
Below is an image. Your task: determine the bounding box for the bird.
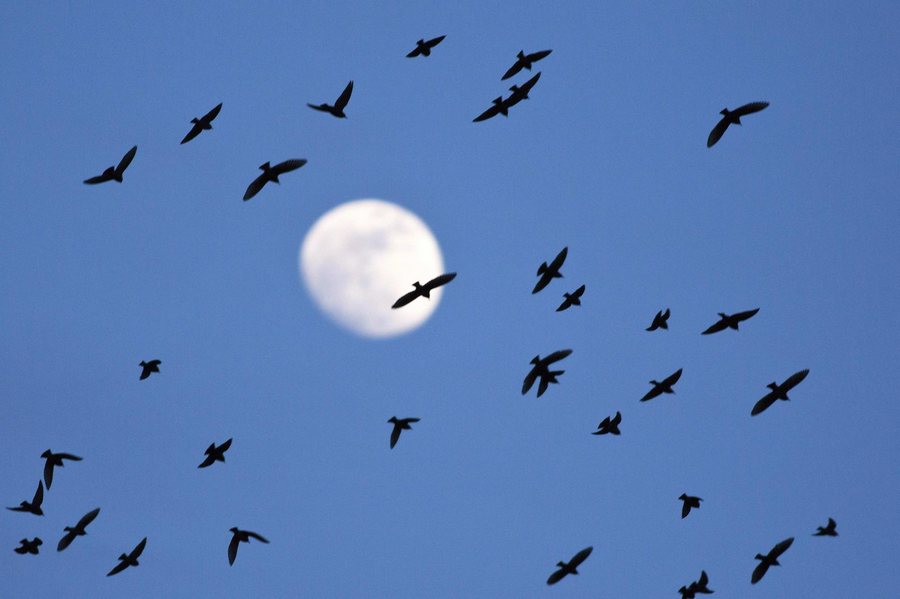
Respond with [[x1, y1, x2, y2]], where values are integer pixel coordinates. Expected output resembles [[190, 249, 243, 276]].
[[7, 481, 44, 516], [645, 308, 670, 331], [522, 350, 572, 397], [751, 537, 794, 584], [57, 507, 100, 551], [751, 369, 810, 416], [387, 417, 419, 449], [502, 49, 552, 80], [556, 284, 585, 312], [533, 247, 568, 294], [679, 493, 702, 518], [707, 101, 769, 148], [198, 438, 233, 468], [406, 35, 445, 57], [504, 72, 541, 108], [180, 102, 222, 144], [139, 359, 161, 380], [701, 308, 760, 335], [106, 537, 147, 577], [640, 368, 683, 401], [592, 411, 621, 435], [307, 81, 353, 118], [83, 145, 137, 184], [546, 546, 593, 585], [391, 273, 457, 309], [679, 570, 714, 597], [41, 449, 82, 490], [473, 96, 510, 122], [814, 517, 838, 537], [14, 538, 42, 555], [242, 159, 307, 201], [228, 527, 269, 565]]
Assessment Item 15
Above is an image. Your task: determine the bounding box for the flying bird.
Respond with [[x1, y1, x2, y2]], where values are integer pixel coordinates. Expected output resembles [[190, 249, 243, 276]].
[[228, 528, 269, 565], [679, 493, 702, 519], [242, 159, 307, 201], [391, 273, 457, 309], [701, 308, 760, 335], [57, 507, 100, 551], [180, 102, 222, 144], [814, 517, 838, 537], [522, 349, 572, 397], [504, 72, 541, 108], [407, 35, 445, 57], [679, 570, 714, 598], [83, 145, 137, 184], [502, 49, 552, 80], [645, 308, 670, 331], [307, 81, 353, 118], [640, 368, 683, 402], [556, 284, 585, 312], [751, 537, 794, 584], [198, 438, 233, 468], [139, 359, 161, 380], [546, 546, 593, 585], [41, 449, 82, 490], [592, 411, 621, 435], [387, 417, 419, 449], [106, 537, 147, 577], [473, 97, 509, 122], [7, 481, 44, 516], [14, 538, 42, 555], [533, 247, 567, 294], [707, 101, 769, 148], [751, 369, 810, 416]]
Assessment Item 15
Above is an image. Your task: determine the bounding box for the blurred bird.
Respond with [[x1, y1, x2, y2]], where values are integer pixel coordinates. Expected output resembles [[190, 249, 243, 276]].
[[180, 102, 222, 144], [679, 570, 714, 597], [473, 97, 509, 122], [640, 368, 683, 401], [7, 481, 44, 516], [83, 145, 137, 184], [814, 518, 838, 537], [592, 411, 621, 435], [522, 350, 572, 397], [139, 359, 161, 380], [198, 438, 233, 468], [751, 537, 794, 584], [228, 528, 269, 566], [307, 81, 353, 118], [106, 537, 147, 577], [707, 102, 769, 148], [242, 159, 307, 201], [556, 285, 585, 312], [41, 449, 82, 490], [502, 49, 552, 80], [391, 273, 457, 309], [57, 507, 100, 551], [701, 308, 759, 335], [645, 308, 670, 331], [14, 538, 42, 555], [751, 369, 810, 416], [504, 72, 541, 108], [679, 493, 702, 519], [387, 417, 419, 449], [407, 35, 445, 57], [533, 247, 568, 294], [546, 546, 593, 585]]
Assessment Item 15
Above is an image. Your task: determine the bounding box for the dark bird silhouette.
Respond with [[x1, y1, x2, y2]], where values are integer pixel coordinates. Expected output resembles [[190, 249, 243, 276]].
[[556, 284, 585, 312], [198, 438, 233, 468], [57, 507, 100, 551], [307, 81, 353, 118], [504, 72, 541, 108], [592, 411, 621, 435], [14, 537, 42, 555], [180, 102, 222, 144], [242, 159, 307, 201], [41, 449, 82, 490], [7, 481, 44, 516], [679, 570, 714, 597], [701, 308, 760, 335], [139, 359, 161, 380], [751, 369, 810, 416], [645, 308, 670, 331], [522, 349, 572, 397], [751, 537, 794, 584], [679, 494, 702, 519], [533, 247, 567, 294], [472, 96, 510, 122], [106, 537, 147, 577], [502, 49, 552, 80], [83, 146, 137, 184], [707, 102, 769, 148], [391, 273, 457, 309], [546, 546, 593, 585], [814, 517, 838, 537], [407, 35, 445, 57], [228, 528, 269, 565], [388, 417, 419, 449], [640, 368, 682, 402]]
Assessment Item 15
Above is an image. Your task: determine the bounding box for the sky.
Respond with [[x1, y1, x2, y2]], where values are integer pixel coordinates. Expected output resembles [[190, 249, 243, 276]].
[[1, 2, 899, 597]]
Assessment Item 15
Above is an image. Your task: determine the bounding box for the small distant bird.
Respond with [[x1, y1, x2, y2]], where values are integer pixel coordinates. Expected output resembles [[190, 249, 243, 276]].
[[406, 35, 445, 57], [14, 538, 42, 555], [557, 285, 585, 312], [139, 359, 161, 380], [679, 570, 714, 597], [533, 247, 568, 294], [242, 159, 307, 201], [679, 493, 702, 519], [228, 528, 269, 565], [198, 438, 233, 468], [83, 146, 137, 184], [751, 537, 794, 584], [41, 449, 82, 490], [307, 81, 353, 118], [592, 411, 621, 435], [180, 102, 222, 144], [391, 273, 457, 309], [387, 417, 419, 449], [814, 517, 838, 537], [522, 349, 572, 397], [546, 546, 593, 585], [57, 507, 100, 551], [7, 481, 44, 516], [473, 96, 509, 122], [640, 368, 683, 402], [645, 308, 670, 331], [701, 308, 760, 335], [106, 537, 147, 577], [502, 49, 552, 80], [707, 102, 769, 148], [751, 369, 810, 416], [504, 72, 541, 109]]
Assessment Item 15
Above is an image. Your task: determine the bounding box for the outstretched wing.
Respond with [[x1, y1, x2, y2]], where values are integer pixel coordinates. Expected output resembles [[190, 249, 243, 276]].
[[107, 559, 129, 577], [751, 389, 779, 416], [247, 531, 269, 543], [681, 501, 691, 519], [198, 454, 216, 468], [611, 411, 622, 425], [203, 102, 223, 122], [701, 317, 728, 335], [426, 35, 446, 48], [424, 272, 456, 291], [540, 349, 572, 366], [502, 59, 524, 81], [734, 308, 760, 322], [782, 369, 809, 392], [473, 102, 504, 122], [218, 438, 233, 452], [83, 169, 114, 184], [663, 368, 683, 387], [770, 537, 794, 559], [130, 537, 147, 559], [569, 546, 592, 568], [33, 481, 43, 506], [527, 49, 552, 62], [707, 117, 730, 148], [57, 531, 76, 552], [750, 560, 769, 584], [180, 123, 203, 145], [115, 146, 137, 177], [522, 366, 538, 395], [392, 287, 423, 309], [640, 385, 662, 402], [733, 101, 769, 117], [272, 159, 307, 176], [335, 81, 353, 111], [518, 72, 541, 95], [228, 535, 240, 565], [390, 425, 401, 449], [548, 246, 568, 271], [44, 460, 55, 490], [572, 284, 585, 298], [77, 508, 100, 530], [243, 172, 268, 201], [406, 45, 423, 58], [307, 103, 331, 112], [57, 453, 82, 461], [546, 567, 567, 585]]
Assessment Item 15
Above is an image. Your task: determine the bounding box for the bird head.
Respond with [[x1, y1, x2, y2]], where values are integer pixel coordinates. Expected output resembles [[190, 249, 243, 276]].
[[679, 493, 688, 500], [517, 50, 525, 59], [191, 117, 200, 124], [387, 416, 398, 424], [41, 449, 52, 458], [720, 108, 730, 116], [767, 382, 779, 390], [258, 162, 271, 172], [754, 553, 766, 561], [118, 552, 128, 561], [417, 39, 424, 45], [229, 527, 240, 534]]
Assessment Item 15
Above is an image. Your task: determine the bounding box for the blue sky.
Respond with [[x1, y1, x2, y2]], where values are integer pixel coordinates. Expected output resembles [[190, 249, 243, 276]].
[[2, 2, 898, 597]]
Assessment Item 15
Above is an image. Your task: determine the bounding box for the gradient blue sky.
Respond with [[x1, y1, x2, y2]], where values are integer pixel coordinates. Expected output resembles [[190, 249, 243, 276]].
[[2, 2, 898, 597]]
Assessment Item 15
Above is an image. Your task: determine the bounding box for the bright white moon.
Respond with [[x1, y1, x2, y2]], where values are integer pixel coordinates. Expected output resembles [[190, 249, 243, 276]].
[[299, 199, 446, 338]]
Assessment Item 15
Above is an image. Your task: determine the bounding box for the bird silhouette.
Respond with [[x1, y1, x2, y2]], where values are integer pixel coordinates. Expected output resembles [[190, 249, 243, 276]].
[[388, 417, 419, 449], [83, 146, 137, 184], [504, 72, 541, 109], [228, 528, 269, 565], [645, 308, 670, 331], [522, 350, 572, 397], [814, 518, 838, 537], [701, 308, 759, 335], [556, 284, 585, 312], [391, 273, 457, 309], [679, 493, 702, 519], [106, 537, 147, 576], [198, 438, 233, 468], [473, 96, 510, 122], [407, 35, 445, 57], [546, 546, 593, 585], [640, 368, 683, 401], [14, 537, 42, 555], [707, 102, 769, 147], [7, 481, 44, 516], [502, 49, 552, 80], [242, 159, 307, 201], [751, 537, 794, 584], [139, 359, 161, 380], [533, 247, 567, 294], [57, 507, 100, 551], [592, 411, 621, 435], [41, 449, 82, 490], [180, 102, 222, 144], [307, 81, 353, 118], [751, 369, 810, 416], [679, 570, 714, 597]]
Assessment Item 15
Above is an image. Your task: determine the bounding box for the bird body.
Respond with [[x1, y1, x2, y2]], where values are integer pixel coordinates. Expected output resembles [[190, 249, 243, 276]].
[[7, 480, 44, 515], [83, 146, 137, 184], [751, 537, 794, 584], [533, 247, 567, 294], [41, 449, 82, 490], [181, 102, 222, 144], [106, 537, 147, 576], [502, 49, 552, 80], [751, 369, 809, 416], [646, 308, 670, 331], [198, 438, 233, 468], [407, 35, 445, 57], [57, 507, 100, 551], [228, 527, 269, 565], [679, 493, 702, 518], [701, 308, 759, 335], [640, 368, 682, 401], [546, 546, 592, 585], [707, 102, 769, 147], [592, 411, 621, 435], [243, 159, 307, 201], [388, 417, 419, 448], [307, 81, 353, 118], [391, 273, 456, 309]]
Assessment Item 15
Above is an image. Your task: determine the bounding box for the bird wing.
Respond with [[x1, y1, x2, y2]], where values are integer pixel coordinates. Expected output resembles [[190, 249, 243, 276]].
[[403, 418, 421, 424], [219, 438, 233, 452], [528, 49, 552, 62], [598, 416, 611, 428], [43, 460, 55, 490], [272, 159, 307, 176], [307, 103, 331, 112], [541, 349, 572, 366], [228, 535, 239, 565], [664, 368, 683, 386], [335, 81, 353, 111], [115, 146, 137, 177], [734, 308, 760, 322], [406, 45, 423, 58], [130, 537, 147, 559], [390, 425, 401, 449], [612, 411, 622, 425], [647, 311, 662, 331], [203, 102, 223, 122], [473, 102, 504, 122], [424, 272, 457, 291], [751, 390, 779, 416], [501, 60, 524, 81], [697, 570, 708, 586], [426, 35, 445, 48], [573, 284, 585, 298], [198, 455, 216, 468], [246, 531, 269, 543], [734, 101, 769, 117], [243, 172, 269, 201], [782, 369, 809, 391], [58, 453, 82, 461], [827, 517, 836, 529], [536, 375, 550, 397], [640, 386, 662, 402], [57, 531, 76, 552], [522, 367, 538, 395], [750, 561, 769, 584], [107, 559, 129, 577], [569, 546, 592, 568], [546, 568, 567, 585], [392, 288, 423, 309], [549, 246, 568, 271], [77, 508, 101, 530], [33, 481, 43, 506], [14, 545, 27, 554], [701, 318, 728, 335], [180, 123, 203, 145], [83, 172, 113, 184], [662, 308, 671, 320], [707, 117, 730, 148], [518, 72, 542, 95], [682, 501, 691, 518], [556, 297, 571, 312], [532, 272, 553, 294], [770, 537, 794, 558]]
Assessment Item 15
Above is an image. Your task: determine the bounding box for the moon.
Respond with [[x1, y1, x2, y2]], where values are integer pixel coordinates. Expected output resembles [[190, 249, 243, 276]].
[[299, 199, 447, 338]]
